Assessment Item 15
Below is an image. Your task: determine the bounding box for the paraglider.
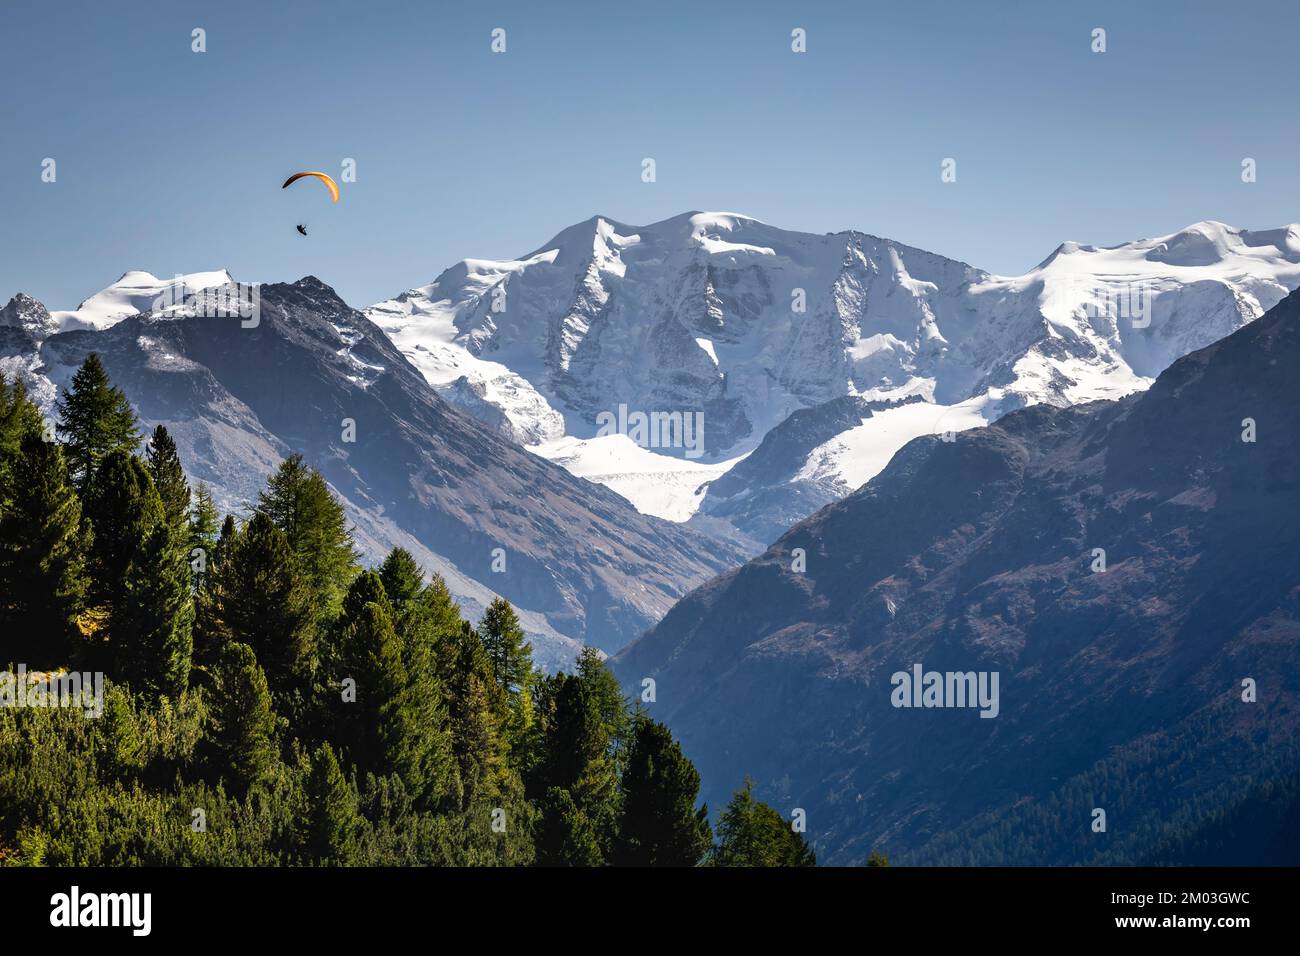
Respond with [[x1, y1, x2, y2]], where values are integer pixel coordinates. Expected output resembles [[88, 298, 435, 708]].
[[281, 171, 340, 202], [282, 171, 339, 236]]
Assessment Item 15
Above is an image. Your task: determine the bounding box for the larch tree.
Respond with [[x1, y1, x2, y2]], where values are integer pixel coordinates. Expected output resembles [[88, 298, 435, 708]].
[[712, 777, 816, 867], [257, 454, 358, 622]]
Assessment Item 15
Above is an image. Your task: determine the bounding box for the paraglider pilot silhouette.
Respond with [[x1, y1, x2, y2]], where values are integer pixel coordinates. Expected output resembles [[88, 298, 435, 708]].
[[282, 171, 339, 237]]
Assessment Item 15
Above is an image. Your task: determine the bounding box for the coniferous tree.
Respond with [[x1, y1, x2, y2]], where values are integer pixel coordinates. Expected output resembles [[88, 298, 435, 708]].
[[396, 618, 460, 810], [536, 787, 603, 866], [360, 552, 462, 807], [533, 672, 621, 859], [0, 373, 46, 505], [192, 513, 236, 672], [378, 547, 424, 608], [479, 598, 533, 695], [304, 742, 362, 864], [615, 715, 712, 866], [713, 778, 816, 867], [448, 626, 514, 810], [390, 597, 460, 808], [479, 598, 537, 764], [83, 449, 162, 622], [0, 431, 91, 665], [340, 596, 408, 777], [576, 647, 631, 771], [257, 454, 359, 621], [410, 573, 467, 698], [334, 572, 456, 808], [219, 512, 316, 689], [145, 425, 189, 530], [118, 520, 195, 699], [418, 574, 464, 637], [209, 641, 278, 795], [54, 353, 140, 491], [188, 482, 219, 591]]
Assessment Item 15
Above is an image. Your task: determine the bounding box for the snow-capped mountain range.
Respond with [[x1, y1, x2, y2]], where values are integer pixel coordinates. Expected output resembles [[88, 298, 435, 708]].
[[1, 273, 747, 668], [4, 213, 1298, 661], [363, 213, 1300, 543]]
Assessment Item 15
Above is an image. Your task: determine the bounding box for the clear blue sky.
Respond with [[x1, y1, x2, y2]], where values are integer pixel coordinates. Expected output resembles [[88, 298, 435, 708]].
[[3, 0, 1297, 311]]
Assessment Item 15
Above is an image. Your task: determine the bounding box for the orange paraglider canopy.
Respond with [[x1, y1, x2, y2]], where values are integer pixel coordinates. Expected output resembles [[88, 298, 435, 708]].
[[281, 171, 340, 203]]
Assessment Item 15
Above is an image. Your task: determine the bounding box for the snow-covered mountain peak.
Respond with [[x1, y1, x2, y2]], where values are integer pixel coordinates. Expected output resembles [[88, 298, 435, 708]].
[[1029, 220, 1300, 278], [50, 269, 237, 332], [0, 293, 57, 338], [366, 212, 1300, 533]]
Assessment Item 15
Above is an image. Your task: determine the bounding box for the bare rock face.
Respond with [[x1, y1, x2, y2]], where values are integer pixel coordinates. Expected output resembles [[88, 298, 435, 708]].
[[1, 293, 57, 340]]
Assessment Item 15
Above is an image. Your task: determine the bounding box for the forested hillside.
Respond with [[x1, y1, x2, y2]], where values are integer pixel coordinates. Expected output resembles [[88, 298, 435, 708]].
[[0, 357, 817, 867]]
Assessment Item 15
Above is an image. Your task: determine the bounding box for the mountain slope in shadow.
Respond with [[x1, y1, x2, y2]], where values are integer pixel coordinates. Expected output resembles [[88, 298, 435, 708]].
[[614, 286, 1300, 864]]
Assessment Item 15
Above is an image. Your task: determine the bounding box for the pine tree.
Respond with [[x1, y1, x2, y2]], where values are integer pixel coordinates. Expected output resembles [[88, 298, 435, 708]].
[[304, 743, 362, 864], [615, 715, 712, 866], [192, 513, 236, 673], [339, 596, 408, 776], [411, 572, 466, 697], [188, 483, 219, 591], [219, 512, 316, 689], [257, 454, 359, 621], [118, 520, 195, 700], [0, 373, 46, 506], [145, 425, 190, 530], [536, 787, 603, 866], [533, 672, 621, 859], [378, 547, 424, 608], [713, 778, 816, 867], [83, 449, 163, 617], [209, 641, 278, 795], [0, 431, 91, 666], [333, 573, 456, 808], [54, 353, 140, 491]]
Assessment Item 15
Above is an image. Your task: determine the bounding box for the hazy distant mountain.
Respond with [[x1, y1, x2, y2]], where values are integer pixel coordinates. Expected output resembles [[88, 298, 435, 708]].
[[612, 286, 1300, 865], [365, 213, 1300, 546], [0, 275, 745, 667]]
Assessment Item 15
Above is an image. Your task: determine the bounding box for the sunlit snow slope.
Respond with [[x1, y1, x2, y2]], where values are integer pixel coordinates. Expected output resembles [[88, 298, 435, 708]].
[[366, 215, 1300, 538]]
